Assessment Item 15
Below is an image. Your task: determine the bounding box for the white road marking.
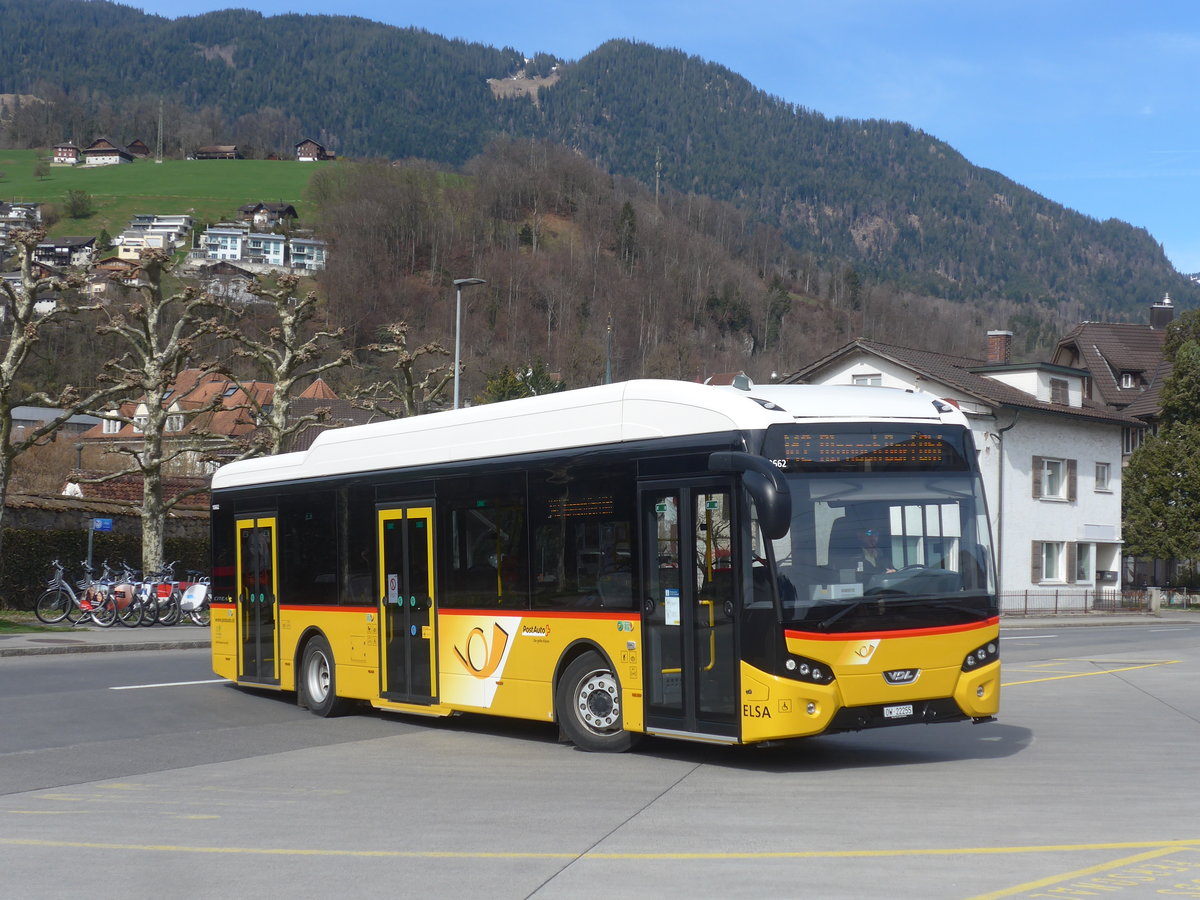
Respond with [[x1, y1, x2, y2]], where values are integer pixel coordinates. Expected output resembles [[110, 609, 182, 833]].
[[110, 679, 227, 691], [999, 634, 1058, 640]]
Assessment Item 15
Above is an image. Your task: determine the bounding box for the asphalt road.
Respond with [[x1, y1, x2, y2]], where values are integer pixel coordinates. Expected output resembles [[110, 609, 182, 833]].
[[2, 624, 1199, 899]]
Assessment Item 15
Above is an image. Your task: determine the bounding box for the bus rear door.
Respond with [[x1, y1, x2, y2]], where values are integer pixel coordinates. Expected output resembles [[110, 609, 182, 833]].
[[235, 515, 279, 685], [377, 505, 437, 704], [641, 483, 739, 742]]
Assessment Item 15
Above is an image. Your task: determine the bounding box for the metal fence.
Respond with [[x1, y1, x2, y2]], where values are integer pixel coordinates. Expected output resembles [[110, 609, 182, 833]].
[[998, 589, 1152, 616]]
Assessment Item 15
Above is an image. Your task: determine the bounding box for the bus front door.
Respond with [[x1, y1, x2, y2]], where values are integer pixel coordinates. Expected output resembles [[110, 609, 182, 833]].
[[641, 484, 738, 741], [236, 516, 279, 685], [377, 505, 437, 704]]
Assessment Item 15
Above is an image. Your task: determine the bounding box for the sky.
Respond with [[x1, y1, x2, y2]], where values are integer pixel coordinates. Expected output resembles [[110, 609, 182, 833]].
[[128, 0, 1200, 274]]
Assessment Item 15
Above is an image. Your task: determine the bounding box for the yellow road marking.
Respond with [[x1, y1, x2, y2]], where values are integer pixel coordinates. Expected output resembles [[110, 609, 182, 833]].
[[964, 846, 1200, 899], [1003, 660, 1178, 686], [2, 837, 1199, 861]]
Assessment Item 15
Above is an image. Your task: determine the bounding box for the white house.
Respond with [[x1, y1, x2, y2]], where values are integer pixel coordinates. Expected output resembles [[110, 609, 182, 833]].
[[201, 227, 248, 262], [245, 233, 287, 267], [784, 331, 1138, 610], [288, 237, 327, 271], [193, 224, 326, 272]]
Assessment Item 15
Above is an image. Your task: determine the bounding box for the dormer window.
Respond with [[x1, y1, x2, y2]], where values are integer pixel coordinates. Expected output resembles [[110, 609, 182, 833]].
[[102, 417, 120, 434], [1050, 378, 1069, 405], [1120, 372, 1135, 389]]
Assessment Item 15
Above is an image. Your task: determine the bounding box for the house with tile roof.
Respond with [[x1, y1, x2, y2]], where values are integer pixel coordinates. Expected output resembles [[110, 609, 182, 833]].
[[77, 372, 386, 476], [1051, 295, 1175, 456], [783, 331, 1140, 607]]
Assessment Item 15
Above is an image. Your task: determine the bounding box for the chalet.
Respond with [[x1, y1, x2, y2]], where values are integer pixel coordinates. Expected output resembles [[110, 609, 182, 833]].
[[127, 139, 151, 159], [194, 145, 242, 160], [33, 236, 96, 268], [197, 261, 258, 305], [295, 138, 332, 162], [784, 330, 1138, 606], [87, 256, 143, 295], [82, 138, 134, 166], [238, 202, 298, 228], [52, 142, 80, 165]]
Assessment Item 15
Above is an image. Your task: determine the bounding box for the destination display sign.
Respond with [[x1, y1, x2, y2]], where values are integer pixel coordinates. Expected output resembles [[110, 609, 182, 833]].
[[763, 425, 969, 472]]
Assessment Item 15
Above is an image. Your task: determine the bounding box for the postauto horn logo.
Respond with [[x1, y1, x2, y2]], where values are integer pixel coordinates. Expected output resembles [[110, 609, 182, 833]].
[[454, 622, 510, 679]]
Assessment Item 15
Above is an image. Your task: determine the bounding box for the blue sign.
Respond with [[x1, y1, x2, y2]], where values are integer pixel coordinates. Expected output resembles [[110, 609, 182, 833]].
[[93, 518, 113, 532]]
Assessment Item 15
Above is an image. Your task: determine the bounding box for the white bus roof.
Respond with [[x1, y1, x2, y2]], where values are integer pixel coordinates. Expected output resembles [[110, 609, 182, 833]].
[[211, 379, 965, 491]]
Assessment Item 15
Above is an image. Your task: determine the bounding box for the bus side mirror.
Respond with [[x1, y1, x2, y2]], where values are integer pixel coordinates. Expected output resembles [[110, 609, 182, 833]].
[[708, 451, 791, 541]]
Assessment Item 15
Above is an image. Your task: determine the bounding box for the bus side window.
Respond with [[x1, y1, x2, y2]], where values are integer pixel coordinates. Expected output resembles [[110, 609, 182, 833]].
[[439, 474, 530, 610], [528, 461, 636, 611]]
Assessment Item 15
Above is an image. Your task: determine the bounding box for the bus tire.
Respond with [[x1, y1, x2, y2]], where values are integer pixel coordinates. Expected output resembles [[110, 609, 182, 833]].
[[300, 635, 349, 717], [556, 651, 639, 752]]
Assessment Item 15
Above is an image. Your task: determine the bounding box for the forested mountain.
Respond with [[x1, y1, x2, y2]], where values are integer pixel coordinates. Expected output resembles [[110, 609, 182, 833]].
[[0, 0, 1194, 322]]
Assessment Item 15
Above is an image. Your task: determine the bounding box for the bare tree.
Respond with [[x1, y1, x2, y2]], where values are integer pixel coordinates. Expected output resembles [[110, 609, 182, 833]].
[[0, 228, 121, 559], [215, 274, 353, 455], [349, 321, 453, 418], [86, 250, 225, 573]]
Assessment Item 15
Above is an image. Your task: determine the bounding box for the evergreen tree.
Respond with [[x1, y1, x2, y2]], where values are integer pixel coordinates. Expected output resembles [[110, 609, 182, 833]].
[[1123, 309, 1200, 568]]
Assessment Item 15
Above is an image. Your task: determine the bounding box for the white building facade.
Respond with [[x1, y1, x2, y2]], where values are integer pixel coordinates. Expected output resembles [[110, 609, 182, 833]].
[[786, 334, 1133, 610]]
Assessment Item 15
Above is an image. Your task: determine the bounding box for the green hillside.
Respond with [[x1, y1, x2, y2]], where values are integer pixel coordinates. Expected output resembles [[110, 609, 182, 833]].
[[0, 149, 320, 237], [1, 0, 1196, 318]]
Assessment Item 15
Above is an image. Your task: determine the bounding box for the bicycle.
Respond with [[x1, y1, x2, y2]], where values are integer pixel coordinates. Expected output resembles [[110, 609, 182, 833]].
[[75, 561, 118, 628], [33, 560, 116, 627], [34, 560, 75, 624], [180, 570, 211, 627]]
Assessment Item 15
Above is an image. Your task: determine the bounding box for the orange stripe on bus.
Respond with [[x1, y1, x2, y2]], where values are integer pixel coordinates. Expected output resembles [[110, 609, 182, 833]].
[[785, 616, 999, 642], [439, 608, 630, 621]]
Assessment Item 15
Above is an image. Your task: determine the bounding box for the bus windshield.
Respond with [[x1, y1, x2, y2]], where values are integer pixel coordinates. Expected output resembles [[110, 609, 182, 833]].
[[760, 467, 996, 634]]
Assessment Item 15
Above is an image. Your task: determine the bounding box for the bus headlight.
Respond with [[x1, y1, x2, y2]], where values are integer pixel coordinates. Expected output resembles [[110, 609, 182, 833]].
[[962, 640, 999, 671], [783, 655, 835, 685]]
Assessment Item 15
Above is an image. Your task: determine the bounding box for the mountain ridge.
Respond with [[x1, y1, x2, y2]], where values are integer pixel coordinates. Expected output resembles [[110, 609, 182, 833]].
[[0, 0, 1194, 318]]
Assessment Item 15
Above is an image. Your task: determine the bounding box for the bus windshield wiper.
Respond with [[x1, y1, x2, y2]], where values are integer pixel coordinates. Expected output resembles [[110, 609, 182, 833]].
[[814, 600, 864, 631]]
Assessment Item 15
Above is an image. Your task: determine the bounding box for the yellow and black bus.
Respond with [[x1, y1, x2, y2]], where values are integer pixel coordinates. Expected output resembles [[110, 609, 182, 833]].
[[210, 379, 999, 751]]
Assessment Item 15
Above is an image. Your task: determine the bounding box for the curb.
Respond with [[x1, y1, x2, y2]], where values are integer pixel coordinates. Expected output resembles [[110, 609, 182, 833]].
[[0, 638, 210, 658]]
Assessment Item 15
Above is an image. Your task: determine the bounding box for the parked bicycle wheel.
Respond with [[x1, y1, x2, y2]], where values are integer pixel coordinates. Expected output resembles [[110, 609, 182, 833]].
[[90, 594, 118, 627], [157, 591, 182, 626], [34, 587, 73, 624], [188, 605, 210, 627], [114, 587, 143, 627]]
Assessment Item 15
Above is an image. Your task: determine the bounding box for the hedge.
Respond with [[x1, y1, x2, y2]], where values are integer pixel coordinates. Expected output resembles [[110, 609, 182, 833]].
[[0, 528, 210, 610]]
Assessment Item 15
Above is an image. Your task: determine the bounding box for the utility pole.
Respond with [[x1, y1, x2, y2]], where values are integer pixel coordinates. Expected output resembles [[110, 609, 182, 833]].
[[155, 98, 163, 164]]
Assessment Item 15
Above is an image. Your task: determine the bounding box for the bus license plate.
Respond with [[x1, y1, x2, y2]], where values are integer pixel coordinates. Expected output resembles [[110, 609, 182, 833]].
[[884, 704, 914, 719]]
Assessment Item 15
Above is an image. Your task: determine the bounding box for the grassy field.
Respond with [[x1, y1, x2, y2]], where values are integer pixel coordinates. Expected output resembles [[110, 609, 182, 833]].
[[0, 149, 321, 238]]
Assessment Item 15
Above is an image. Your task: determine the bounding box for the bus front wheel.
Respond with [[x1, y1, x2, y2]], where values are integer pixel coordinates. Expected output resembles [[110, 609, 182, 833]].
[[556, 651, 639, 752], [300, 635, 349, 717]]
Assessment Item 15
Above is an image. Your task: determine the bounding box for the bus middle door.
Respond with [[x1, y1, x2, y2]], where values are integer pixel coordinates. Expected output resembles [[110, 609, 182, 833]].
[[377, 505, 437, 704], [641, 483, 739, 741]]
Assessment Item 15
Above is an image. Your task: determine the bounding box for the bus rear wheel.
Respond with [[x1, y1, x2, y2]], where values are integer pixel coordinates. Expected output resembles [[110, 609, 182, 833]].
[[556, 651, 639, 752], [299, 635, 349, 717]]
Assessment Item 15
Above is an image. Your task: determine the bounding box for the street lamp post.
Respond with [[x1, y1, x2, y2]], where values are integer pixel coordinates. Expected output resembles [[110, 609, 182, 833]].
[[452, 277, 486, 410]]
